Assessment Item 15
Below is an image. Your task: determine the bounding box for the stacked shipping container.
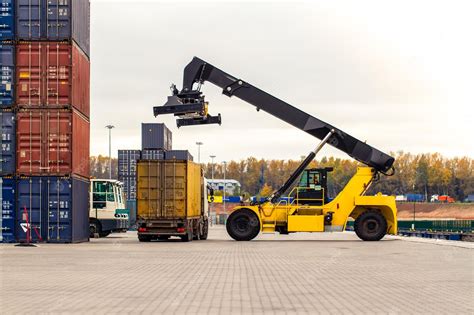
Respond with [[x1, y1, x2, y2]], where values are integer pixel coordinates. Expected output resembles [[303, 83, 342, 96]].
[[0, 0, 90, 243]]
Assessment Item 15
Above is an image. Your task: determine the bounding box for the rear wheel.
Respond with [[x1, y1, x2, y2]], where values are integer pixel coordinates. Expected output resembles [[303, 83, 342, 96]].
[[199, 219, 209, 240], [226, 209, 260, 241], [181, 224, 193, 242], [89, 221, 101, 238], [138, 235, 152, 242], [354, 210, 387, 241]]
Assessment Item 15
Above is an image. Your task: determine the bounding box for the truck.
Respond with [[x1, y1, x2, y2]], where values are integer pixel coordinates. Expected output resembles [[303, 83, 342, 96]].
[[136, 160, 210, 242], [89, 179, 130, 238], [154, 57, 398, 241]]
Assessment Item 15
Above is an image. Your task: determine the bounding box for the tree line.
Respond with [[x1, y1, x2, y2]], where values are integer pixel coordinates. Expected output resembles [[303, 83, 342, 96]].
[[89, 153, 473, 201]]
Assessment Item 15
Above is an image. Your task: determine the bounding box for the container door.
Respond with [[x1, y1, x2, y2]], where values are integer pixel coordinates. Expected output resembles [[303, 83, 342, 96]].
[[44, 43, 71, 106], [16, 111, 43, 175], [71, 177, 89, 242], [137, 161, 161, 219], [16, 177, 48, 242], [45, 0, 71, 40], [16, 0, 42, 40], [1, 111, 15, 175], [164, 161, 186, 218], [0, 177, 16, 243], [46, 110, 72, 175], [47, 177, 72, 242], [0, 44, 15, 107], [0, 0, 14, 40], [16, 43, 43, 106]]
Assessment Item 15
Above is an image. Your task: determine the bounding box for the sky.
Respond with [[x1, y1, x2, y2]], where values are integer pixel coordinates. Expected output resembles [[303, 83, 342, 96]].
[[90, 0, 474, 163]]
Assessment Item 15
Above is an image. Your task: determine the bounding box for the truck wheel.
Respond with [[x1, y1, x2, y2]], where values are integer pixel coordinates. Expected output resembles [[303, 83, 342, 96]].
[[138, 235, 152, 242], [89, 220, 101, 238], [181, 229, 193, 242], [200, 219, 209, 240], [99, 231, 111, 238], [226, 209, 260, 241], [354, 210, 387, 241]]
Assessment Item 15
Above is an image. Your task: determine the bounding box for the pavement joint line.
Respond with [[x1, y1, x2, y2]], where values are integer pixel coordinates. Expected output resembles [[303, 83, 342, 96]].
[[388, 235, 474, 249]]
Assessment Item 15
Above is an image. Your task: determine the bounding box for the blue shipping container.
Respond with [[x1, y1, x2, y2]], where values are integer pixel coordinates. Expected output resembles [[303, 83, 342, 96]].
[[16, 0, 90, 57], [16, 176, 89, 243], [0, 0, 14, 40], [0, 43, 14, 107], [118, 149, 141, 177], [1, 109, 15, 175], [406, 194, 424, 202], [119, 175, 136, 201], [141, 149, 165, 160], [0, 177, 15, 243]]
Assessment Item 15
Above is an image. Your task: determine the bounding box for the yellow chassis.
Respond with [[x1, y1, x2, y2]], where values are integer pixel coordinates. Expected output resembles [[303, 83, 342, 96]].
[[232, 167, 397, 235]]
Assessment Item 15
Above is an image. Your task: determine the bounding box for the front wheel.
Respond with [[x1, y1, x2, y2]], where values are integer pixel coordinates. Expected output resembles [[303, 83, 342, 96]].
[[226, 209, 260, 241], [354, 210, 387, 241]]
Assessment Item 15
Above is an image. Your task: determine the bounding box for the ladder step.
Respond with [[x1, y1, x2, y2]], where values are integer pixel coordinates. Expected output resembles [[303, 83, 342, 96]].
[[262, 223, 275, 233]]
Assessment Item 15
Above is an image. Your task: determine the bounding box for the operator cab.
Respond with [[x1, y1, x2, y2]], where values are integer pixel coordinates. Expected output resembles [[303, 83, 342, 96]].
[[295, 167, 333, 206]]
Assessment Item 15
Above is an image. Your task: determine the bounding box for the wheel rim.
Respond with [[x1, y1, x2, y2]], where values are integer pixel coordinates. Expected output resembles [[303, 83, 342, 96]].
[[364, 218, 380, 235], [235, 216, 250, 233]]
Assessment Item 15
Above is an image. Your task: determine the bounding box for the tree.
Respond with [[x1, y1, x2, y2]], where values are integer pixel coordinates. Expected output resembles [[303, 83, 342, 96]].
[[259, 183, 274, 197]]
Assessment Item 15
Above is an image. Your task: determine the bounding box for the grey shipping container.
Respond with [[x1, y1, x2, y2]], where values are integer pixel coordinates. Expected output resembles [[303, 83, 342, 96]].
[[141, 123, 172, 150], [16, 176, 89, 243], [165, 150, 194, 161], [1, 109, 15, 175], [120, 175, 137, 201], [126, 200, 137, 227], [118, 150, 141, 177], [16, 0, 90, 57], [141, 149, 165, 160]]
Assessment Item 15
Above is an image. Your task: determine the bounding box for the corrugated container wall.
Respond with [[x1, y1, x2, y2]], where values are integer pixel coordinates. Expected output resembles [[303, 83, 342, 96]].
[[1, 109, 15, 175], [0, 43, 15, 107], [16, 109, 90, 178], [16, 0, 90, 57], [0, 177, 15, 242], [15, 42, 90, 117], [118, 150, 141, 177], [120, 176, 137, 201], [141, 123, 172, 151], [141, 149, 165, 160], [137, 160, 202, 220], [16, 176, 89, 243], [165, 150, 193, 161], [0, 0, 14, 41]]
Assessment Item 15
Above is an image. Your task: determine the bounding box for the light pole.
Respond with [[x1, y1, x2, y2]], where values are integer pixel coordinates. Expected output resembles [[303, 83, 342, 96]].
[[209, 155, 216, 226], [196, 141, 203, 163], [222, 161, 227, 222], [105, 125, 115, 179]]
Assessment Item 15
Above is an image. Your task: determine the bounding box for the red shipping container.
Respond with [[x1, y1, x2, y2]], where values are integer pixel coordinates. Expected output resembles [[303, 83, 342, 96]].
[[16, 109, 90, 178], [16, 42, 90, 117]]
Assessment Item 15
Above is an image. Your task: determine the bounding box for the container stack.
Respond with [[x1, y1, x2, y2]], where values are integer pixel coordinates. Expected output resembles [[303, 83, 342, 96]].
[[119, 123, 175, 227], [0, 0, 90, 243]]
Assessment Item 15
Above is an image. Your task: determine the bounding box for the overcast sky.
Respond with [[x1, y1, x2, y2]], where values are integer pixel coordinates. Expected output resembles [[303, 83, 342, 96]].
[[90, 0, 473, 162]]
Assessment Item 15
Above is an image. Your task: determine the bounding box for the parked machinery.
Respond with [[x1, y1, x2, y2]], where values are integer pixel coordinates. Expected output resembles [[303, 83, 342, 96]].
[[154, 57, 397, 241]]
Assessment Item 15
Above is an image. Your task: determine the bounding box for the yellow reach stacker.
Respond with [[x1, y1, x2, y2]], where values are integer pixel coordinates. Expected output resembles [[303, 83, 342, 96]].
[[154, 57, 397, 241]]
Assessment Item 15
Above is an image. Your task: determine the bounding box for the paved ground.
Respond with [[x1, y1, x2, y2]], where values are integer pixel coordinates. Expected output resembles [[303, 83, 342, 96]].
[[1, 226, 473, 314]]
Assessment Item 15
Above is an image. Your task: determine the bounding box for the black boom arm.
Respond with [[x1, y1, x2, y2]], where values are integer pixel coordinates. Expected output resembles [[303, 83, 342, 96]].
[[154, 57, 395, 174]]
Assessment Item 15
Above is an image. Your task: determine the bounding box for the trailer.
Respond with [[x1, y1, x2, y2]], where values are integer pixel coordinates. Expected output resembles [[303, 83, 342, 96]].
[[136, 160, 210, 242]]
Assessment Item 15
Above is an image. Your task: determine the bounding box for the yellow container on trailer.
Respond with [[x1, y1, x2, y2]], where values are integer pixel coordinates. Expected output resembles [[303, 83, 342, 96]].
[[137, 160, 202, 219]]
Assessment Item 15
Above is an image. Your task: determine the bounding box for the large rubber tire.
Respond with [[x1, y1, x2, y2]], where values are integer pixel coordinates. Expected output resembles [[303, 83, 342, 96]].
[[138, 234, 152, 242], [181, 224, 193, 242], [354, 210, 387, 241], [199, 219, 209, 240], [99, 231, 111, 238], [89, 220, 101, 238], [226, 209, 260, 241]]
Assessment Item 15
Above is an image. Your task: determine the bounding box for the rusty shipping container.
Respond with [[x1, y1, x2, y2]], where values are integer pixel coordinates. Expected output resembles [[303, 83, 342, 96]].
[[16, 108, 90, 178], [15, 42, 90, 117], [137, 160, 203, 219]]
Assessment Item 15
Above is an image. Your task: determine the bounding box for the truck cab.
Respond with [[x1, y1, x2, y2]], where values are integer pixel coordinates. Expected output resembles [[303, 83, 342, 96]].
[[89, 179, 130, 237]]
